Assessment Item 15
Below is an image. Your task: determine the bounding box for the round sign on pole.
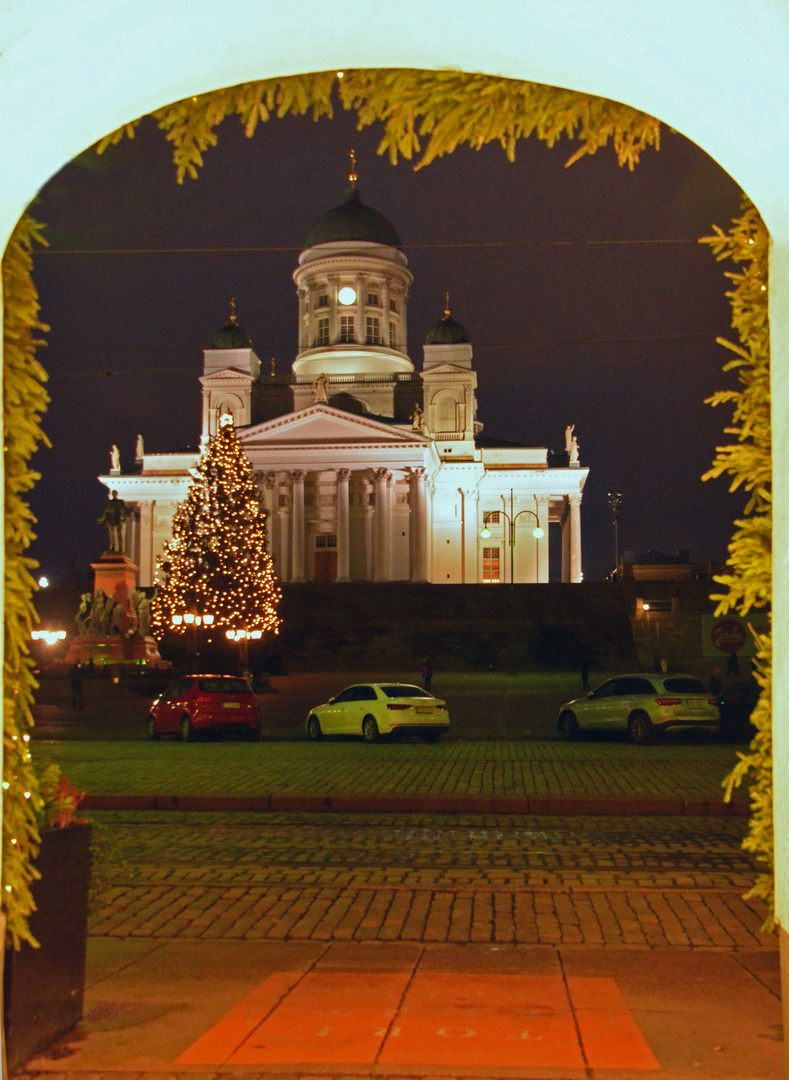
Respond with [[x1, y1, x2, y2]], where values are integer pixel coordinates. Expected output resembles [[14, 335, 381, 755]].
[[710, 617, 747, 654]]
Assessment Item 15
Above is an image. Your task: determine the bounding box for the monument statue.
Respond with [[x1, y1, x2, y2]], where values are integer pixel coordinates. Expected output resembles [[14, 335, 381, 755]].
[[312, 372, 329, 403], [135, 433, 144, 460], [137, 595, 152, 637], [87, 589, 107, 636], [75, 592, 92, 636], [565, 424, 575, 455], [110, 444, 121, 472], [97, 489, 128, 553], [569, 435, 580, 465], [411, 404, 424, 432]]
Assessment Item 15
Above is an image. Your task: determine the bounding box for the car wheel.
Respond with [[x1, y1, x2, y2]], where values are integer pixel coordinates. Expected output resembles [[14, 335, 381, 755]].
[[422, 731, 441, 744], [558, 711, 580, 742], [147, 715, 160, 741], [629, 711, 654, 746], [180, 715, 194, 742], [307, 715, 323, 741], [362, 715, 379, 743]]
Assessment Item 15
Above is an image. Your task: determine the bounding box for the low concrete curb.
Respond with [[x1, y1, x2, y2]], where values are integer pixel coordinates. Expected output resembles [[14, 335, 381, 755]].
[[81, 792, 750, 816]]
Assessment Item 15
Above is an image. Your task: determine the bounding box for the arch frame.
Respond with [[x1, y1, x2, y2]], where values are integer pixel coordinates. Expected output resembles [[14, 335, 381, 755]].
[[1, 0, 789, 1024]]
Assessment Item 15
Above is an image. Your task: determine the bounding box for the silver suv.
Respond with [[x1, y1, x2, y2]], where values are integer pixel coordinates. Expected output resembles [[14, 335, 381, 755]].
[[558, 674, 720, 745]]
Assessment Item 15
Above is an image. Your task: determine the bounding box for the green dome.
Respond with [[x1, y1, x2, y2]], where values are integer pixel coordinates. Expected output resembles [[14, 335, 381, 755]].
[[425, 313, 470, 345], [209, 321, 252, 349], [304, 188, 401, 248]]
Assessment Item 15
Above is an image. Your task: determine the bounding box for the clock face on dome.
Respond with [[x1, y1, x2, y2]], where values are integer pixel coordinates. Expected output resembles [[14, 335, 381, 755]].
[[338, 286, 357, 305]]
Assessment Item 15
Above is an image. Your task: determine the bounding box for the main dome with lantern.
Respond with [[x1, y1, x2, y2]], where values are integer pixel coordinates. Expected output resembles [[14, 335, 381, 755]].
[[293, 154, 414, 382], [100, 155, 588, 590]]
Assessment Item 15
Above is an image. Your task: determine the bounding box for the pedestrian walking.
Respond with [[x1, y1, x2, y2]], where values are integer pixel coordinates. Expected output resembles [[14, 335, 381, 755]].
[[580, 658, 591, 692], [420, 658, 433, 692], [69, 661, 84, 710]]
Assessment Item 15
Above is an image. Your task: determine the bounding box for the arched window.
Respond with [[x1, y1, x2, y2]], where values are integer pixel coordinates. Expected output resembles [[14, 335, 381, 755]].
[[434, 391, 459, 433]]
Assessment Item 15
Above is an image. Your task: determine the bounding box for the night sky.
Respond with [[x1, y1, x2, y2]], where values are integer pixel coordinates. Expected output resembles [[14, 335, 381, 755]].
[[27, 102, 744, 585]]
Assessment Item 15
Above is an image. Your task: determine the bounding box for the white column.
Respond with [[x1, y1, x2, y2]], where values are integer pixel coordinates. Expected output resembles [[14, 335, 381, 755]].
[[264, 473, 276, 556], [569, 493, 583, 583], [291, 470, 306, 582], [536, 496, 550, 583], [336, 468, 350, 582], [410, 467, 428, 581], [138, 502, 153, 586], [561, 500, 571, 583], [374, 467, 390, 581], [356, 272, 365, 343], [298, 287, 308, 349], [363, 479, 374, 581]]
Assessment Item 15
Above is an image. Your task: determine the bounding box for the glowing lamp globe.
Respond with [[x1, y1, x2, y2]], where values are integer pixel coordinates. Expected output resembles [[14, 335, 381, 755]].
[[533, 527, 544, 538], [338, 286, 356, 305], [480, 526, 492, 539]]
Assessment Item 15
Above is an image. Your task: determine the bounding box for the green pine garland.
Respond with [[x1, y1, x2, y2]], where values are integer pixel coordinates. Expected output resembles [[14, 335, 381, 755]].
[[701, 201, 773, 926], [2, 214, 50, 948]]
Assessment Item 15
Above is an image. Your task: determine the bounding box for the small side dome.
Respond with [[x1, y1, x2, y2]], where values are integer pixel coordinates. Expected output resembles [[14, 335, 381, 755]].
[[304, 188, 401, 249], [425, 313, 470, 346], [209, 299, 252, 349]]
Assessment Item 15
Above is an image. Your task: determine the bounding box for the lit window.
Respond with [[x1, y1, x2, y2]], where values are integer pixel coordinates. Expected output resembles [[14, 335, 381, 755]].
[[317, 317, 329, 346], [316, 294, 329, 308], [366, 316, 380, 344], [389, 321, 397, 349], [483, 547, 500, 583], [483, 511, 500, 524], [367, 292, 379, 306], [340, 315, 355, 343], [316, 534, 337, 548]]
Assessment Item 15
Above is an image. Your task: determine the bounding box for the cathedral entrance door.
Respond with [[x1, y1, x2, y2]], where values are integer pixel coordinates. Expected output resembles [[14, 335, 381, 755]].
[[314, 550, 337, 582], [314, 534, 338, 583]]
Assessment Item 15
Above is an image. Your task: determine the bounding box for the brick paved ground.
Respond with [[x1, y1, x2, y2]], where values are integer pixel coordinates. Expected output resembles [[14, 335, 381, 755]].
[[86, 811, 772, 949], [43, 738, 748, 804]]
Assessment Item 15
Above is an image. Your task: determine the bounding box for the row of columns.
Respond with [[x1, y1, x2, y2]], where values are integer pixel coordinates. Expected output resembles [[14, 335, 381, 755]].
[[263, 466, 428, 583]]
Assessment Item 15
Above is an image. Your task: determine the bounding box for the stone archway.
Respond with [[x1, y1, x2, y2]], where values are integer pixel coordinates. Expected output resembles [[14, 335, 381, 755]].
[[2, 0, 789, 1051]]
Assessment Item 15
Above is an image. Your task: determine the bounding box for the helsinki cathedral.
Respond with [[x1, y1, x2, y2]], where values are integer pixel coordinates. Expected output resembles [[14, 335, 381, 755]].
[[101, 162, 588, 587]]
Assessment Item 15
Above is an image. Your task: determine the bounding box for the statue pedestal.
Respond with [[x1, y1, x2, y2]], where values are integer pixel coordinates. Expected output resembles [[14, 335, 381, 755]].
[[91, 553, 138, 606], [63, 635, 165, 668]]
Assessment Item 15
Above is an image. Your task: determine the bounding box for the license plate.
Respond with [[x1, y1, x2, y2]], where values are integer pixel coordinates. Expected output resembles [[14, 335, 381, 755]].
[[222, 702, 241, 709], [416, 707, 432, 714]]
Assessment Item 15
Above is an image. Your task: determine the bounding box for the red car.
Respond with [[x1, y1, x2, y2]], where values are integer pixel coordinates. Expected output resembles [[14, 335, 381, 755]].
[[148, 675, 261, 741]]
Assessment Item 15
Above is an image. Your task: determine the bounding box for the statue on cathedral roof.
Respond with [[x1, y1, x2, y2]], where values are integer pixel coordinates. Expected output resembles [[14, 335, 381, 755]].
[[312, 372, 329, 403]]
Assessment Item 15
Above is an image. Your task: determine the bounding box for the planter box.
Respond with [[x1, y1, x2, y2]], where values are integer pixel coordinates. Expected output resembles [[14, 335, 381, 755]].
[[4, 823, 91, 1073]]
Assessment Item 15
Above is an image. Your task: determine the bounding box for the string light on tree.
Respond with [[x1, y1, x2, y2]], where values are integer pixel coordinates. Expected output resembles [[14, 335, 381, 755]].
[[151, 416, 281, 642]]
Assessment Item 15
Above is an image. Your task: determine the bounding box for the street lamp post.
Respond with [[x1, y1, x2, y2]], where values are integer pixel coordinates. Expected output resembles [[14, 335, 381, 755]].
[[480, 489, 544, 584], [607, 492, 622, 579]]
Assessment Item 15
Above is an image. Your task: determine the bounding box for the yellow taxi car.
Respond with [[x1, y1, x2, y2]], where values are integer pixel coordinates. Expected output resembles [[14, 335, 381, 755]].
[[306, 683, 449, 743]]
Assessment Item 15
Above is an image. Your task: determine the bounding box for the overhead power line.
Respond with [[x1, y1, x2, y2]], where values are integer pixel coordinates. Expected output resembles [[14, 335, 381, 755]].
[[38, 238, 702, 255]]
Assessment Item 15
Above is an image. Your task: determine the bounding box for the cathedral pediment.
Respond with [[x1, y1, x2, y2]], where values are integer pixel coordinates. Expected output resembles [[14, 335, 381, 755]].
[[239, 404, 431, 446], [199, 367, 255, 384], [422, 362, 474, 376]]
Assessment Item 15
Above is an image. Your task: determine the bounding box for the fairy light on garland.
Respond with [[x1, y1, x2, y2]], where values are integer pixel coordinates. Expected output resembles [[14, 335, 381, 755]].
[[151, 418, 281, 640]]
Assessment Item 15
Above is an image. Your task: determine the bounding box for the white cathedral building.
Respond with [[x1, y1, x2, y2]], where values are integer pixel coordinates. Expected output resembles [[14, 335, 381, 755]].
[[101, 172, 588, 587]]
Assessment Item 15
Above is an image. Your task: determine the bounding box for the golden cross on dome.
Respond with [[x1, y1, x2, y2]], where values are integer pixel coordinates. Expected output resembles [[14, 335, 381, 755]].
[[229, 297, 237, 325], [444, 292, 451, 319], [349, 149, 357, 189]]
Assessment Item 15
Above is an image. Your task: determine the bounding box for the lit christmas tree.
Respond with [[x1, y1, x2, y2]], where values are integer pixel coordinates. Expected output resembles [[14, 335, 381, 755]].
[[151, 417, 281, 642]]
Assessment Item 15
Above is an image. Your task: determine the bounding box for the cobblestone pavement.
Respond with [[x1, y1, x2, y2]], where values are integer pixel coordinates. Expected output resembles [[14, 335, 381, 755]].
[[44, 738, 746, 803], [87, 811, 773, 949]]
